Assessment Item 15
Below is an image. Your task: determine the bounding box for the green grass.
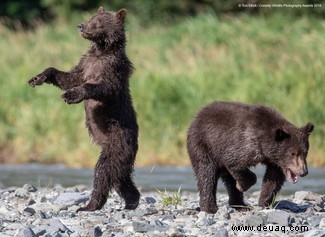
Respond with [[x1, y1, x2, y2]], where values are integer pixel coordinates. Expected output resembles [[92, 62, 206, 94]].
[[0, 13, 324, 167], [157, 188, 182, 206]]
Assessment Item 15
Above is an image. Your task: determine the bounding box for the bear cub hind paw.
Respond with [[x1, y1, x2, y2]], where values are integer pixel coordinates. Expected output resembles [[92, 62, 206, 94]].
[[124, 201, 139, 210]]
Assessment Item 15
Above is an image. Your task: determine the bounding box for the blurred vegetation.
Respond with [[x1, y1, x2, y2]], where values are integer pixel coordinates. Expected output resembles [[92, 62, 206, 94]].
[[0, 0, 324, 28], [0, 1, 324, 167]]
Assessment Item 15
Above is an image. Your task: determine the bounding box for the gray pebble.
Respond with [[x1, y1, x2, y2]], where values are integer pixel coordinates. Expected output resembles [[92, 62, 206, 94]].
[[23, 184, 37, 192], [319, 217, 325, 228], [90, 226, 102, 237], [49, 218, 71, 233], [15, 188, 29, 199], [145, 196, 157, 204], [153, 219, 165, 227], [244, 213, 266, 226], [27, 199, 36, 206], [165, 227, 184, 236], [214, 228, 229, 237], [267, 210, 291, 226], [294, 191, 323, 202], [196, 216, 215, 226], [23, 207, 36, 216], [54, 192, 89, 206], [132, 221, 150, 233], [309, 215, 322, 227], [14, 227, 36, 237], [31, 227, 47, 236]]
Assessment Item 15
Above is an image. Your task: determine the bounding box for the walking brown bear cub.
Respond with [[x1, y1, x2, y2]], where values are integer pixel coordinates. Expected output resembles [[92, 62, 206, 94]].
[[28, 7, 140, 211], [187, 101, 314, 214]]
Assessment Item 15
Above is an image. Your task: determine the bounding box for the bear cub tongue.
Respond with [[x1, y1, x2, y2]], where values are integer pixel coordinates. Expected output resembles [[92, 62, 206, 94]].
[[286, 169, 298, 184]]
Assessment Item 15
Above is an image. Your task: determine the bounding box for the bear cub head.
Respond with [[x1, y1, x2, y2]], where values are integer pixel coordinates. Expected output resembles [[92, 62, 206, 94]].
[[77, 6, 127, 45], [273, 122, 314, 184]]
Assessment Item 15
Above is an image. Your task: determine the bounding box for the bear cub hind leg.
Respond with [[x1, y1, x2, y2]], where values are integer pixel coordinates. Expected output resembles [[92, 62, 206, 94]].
[[114, 175, 140, 210], [196, 163, 219, 214]]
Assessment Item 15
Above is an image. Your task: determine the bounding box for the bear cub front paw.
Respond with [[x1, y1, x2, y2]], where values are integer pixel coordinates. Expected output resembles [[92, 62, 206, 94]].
[[28, 74, 46, 87], [235, 172, 257, 192], [62, 87, 86, 104]]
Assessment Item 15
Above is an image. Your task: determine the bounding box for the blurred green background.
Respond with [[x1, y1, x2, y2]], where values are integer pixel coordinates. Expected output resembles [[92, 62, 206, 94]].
[[0, 0, 324, 167]]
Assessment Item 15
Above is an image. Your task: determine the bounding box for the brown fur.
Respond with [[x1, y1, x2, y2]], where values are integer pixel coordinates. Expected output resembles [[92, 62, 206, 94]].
[[28, 7, 140, 211], [187, 101, 314, 213]]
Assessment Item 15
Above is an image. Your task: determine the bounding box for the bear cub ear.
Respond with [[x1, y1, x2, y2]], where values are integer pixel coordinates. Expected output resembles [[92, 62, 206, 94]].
[[116, 9, 127, 21], [275, 127, 290, 142], [98, 6, 105, 13], [302, 122, 314, 136]]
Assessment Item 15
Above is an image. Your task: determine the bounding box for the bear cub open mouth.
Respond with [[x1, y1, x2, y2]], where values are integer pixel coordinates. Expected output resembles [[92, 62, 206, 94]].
[[286, 169, 299, 184]]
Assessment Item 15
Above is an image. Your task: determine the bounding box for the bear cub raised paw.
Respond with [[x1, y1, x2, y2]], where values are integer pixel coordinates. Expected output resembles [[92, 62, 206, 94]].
[[28, 7, 140, 212], [187, 101, 314, 214]]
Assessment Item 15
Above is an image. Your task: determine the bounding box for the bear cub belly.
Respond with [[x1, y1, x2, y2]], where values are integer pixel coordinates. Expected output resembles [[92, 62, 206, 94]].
[[187, 101, 314, 214]]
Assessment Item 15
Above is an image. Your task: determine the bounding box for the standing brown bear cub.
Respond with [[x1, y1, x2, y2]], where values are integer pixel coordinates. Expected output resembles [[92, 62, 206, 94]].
[[187, 101, 314, 214], [28, 7, 140, 212]]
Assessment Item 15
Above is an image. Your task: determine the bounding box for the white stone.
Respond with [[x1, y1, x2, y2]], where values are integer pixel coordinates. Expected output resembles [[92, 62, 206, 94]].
[[319, 218, 325, 228]]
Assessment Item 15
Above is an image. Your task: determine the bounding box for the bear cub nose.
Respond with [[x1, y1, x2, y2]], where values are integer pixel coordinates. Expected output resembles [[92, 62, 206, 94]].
[[300, 169, 308, 177], [77, 24, 84, 31]]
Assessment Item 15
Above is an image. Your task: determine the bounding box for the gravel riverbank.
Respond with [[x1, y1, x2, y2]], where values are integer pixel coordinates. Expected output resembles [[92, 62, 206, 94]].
[[0, 184, 324, 237]]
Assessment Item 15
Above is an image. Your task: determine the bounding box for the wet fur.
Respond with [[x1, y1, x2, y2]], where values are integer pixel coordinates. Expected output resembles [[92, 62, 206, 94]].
[[28, 7, 140, 211]]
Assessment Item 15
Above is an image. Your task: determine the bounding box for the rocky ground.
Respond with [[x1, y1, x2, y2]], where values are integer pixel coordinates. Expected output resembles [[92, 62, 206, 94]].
[[0, 184, 324, 237]]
